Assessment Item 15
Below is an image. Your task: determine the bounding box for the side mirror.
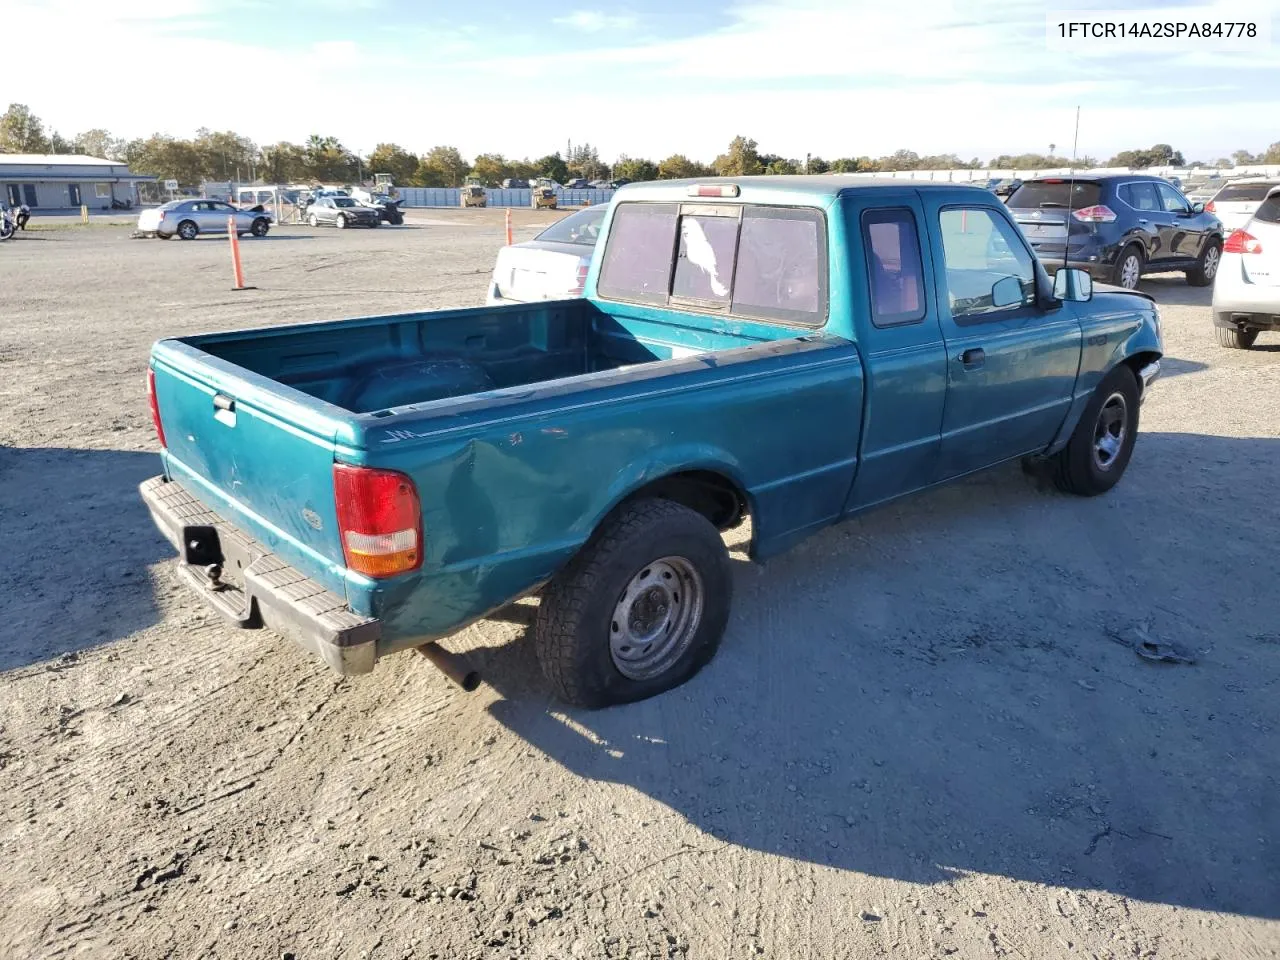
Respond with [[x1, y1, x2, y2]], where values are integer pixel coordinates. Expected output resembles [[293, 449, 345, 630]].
[[1191, 201, 1205, 214], [1053, 267, 1094, 302], [991, 275, 1024, 308]]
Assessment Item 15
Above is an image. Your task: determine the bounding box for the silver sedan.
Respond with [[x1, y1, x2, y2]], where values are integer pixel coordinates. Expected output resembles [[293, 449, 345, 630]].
[[137, 200, 272, 240]]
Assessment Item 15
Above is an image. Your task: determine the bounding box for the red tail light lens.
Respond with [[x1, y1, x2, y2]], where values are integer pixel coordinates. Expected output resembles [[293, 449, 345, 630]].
[[687, 184, 740, 198], [1223, 229, 1261, 254], [333, 464, 422, 578], [1071, 205, 1117, 223], [147, 368, 167, 449], [158, 210, 166, 221], [1205, 201, 1216, 213], [570, 261, 589, 296]]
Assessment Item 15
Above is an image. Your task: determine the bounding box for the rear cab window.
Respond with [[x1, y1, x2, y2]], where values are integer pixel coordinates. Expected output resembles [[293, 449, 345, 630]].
[[1253, 192, 1280, 224], [596, 202, 827, 325], [1213, 182, 1280, 203]]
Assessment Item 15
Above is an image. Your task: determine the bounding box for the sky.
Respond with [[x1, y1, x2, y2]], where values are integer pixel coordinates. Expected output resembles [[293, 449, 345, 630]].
[[8, 0, 1279, 164]]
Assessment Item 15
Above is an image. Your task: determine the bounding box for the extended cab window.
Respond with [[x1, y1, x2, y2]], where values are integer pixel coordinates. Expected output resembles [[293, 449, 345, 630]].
[[597, 202, 826, 325], [861, 208, 926, 326], [938, 207, 1036, 321]]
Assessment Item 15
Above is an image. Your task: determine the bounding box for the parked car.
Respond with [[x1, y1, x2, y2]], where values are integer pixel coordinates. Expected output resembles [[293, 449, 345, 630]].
[[501, 178, 530, 190], [1007, 175, 1223, 289], [563, 178, 590, 189], [140, 177, 1161, 707], [1205, 178, 1280, 232], [306, 196, 381, 229], [351, 188, 405, 224], [985, 178, 1022, 200], [487, 204, 607, 303], [137, 199, 272, 240], [1212, 185, 1280, 349]]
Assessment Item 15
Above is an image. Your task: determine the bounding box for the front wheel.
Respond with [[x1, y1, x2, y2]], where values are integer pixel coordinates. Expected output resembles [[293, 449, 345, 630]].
[[308, 213, 319, 227], [250, 218, 269, 237], [335, 214, 347, 229], [1186, 239, 1221, 286], [1051, 365, 1140, 496], [534, 498, 732, 708]]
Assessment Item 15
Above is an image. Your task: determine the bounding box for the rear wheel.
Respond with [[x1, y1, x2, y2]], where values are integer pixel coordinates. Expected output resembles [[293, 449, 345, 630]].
[[1051, 365, 1140, 496], [534, 498, 732, 708], [1216, 326, 1257, 349], [177, 220, 198, 241], [1186, 238, 1221, 286], [1112, 246, 1143, 290]]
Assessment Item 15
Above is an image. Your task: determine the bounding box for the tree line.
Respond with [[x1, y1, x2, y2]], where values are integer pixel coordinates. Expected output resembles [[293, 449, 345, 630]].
[[3, 105, 1278, 189]]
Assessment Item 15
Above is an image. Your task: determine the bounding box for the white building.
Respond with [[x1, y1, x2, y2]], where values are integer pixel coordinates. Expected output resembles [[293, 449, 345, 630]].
[[0, 154, 156, 210]]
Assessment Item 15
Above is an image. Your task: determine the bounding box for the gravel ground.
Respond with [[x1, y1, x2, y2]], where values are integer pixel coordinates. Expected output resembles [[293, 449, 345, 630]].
[[1, 215, 1278, 960]]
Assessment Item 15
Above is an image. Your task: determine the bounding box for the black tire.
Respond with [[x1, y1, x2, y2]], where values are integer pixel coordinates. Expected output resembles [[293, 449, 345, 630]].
[[369, 218, 380, 228], [1186, 238, 1221, 286], [534, 498, 732, 708], [1051, 365, 1140, 496], [1216, 326, 1257, 349], [1111, 245, 1143, 290], [177, 220, 198, 241], [250, 218, 269, 237]]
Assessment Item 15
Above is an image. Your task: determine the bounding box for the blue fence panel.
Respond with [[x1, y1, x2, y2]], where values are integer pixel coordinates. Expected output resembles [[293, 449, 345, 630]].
[[395, 187, 616, 208]]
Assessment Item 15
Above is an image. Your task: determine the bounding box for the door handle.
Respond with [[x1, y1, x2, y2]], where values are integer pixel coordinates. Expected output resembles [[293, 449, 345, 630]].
[[960, 348, 985, 368], [213, 393, 236, 426], [1137, 218, 1149, 224]]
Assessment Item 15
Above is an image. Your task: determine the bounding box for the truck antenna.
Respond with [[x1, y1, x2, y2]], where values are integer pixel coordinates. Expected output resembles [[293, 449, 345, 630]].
[[1064, 105, 1080, 278]]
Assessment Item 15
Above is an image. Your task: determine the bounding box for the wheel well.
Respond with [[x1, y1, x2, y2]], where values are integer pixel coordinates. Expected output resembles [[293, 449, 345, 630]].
[[618, 470, 748, 531], [1123, 351, 1160, 395]]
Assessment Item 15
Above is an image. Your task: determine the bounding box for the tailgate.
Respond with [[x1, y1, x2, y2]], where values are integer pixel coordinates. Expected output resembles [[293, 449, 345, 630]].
[[151, 342, 349, 596]]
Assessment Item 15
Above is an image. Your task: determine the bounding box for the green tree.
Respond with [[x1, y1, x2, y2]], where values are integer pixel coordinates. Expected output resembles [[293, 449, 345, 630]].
[[366, 143, 419, 185], [1232, 148, 1260, 166], [412, 146, 469, 187], [73, 128, 123, 160], [657, 154, 713, 179], [1262, 142, 1280, 164], [509, 158, 539, 181], [805, 156, 830, 174], [567, 143, 606, 181], [470, 153, 509, 186], [124, 134, 206, 185], [764, 158, 798, 175], [260, 141, 308, 183], [535, 152, 569, 183], [1107, 144, 1185, 169], [613, 156, 659, 182], [713, 136, 762, 176], [303, 134, 356, 182], [0, 103, 50, 153], [829, 157, 861, 173], [48, 131, 73, 153]]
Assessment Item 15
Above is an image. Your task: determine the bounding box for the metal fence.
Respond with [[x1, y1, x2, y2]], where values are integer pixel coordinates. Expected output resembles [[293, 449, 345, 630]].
[[394, 187, 616, 208]]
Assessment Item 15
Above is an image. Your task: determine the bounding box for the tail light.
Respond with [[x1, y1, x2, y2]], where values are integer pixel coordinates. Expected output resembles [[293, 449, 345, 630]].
[[146, 368, 167, 449], [333, 464, 422, 578], [157, 210, 166, 221], [1223, 229, 1262, 254], [1071, 205, 1117, 223], [687, 184, 740, 198], [1205, 200, 1216, 213], [569, 260, 589, 296]]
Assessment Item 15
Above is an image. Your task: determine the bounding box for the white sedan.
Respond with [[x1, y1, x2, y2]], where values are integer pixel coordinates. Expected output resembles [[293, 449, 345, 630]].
[[137, 199, 272, 240], [1212, 186, 1280, 349]]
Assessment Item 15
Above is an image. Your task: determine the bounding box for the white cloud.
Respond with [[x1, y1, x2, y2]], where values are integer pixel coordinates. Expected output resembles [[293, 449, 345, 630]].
[[553, 10, 639, 32]]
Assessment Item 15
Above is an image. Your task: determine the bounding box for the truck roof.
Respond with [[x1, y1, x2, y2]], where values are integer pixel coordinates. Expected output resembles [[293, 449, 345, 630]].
[[615, 175, 984, 206]]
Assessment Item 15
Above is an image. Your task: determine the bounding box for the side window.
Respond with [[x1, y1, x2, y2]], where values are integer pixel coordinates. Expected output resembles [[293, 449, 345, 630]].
[[861, 208, 926, 326], [938, 207, 1036, 321], [672, 214, 738, 303], [1156, 183, 1189, 214], [597, 202, 679, 304], [732, 205, 825, 324], [1120, 182, 1160, 211]]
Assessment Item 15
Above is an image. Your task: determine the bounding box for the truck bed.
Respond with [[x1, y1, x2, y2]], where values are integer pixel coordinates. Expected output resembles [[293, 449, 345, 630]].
[[189, 299, 794, 414]]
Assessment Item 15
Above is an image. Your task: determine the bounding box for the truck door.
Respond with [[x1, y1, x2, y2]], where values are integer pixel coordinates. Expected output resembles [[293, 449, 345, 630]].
[[925, 200, 1082, 479], [842, 196, 949, 511]]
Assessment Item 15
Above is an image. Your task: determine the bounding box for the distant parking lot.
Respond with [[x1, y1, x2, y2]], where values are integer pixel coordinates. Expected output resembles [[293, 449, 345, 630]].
[[1, 215, 1277, 959]]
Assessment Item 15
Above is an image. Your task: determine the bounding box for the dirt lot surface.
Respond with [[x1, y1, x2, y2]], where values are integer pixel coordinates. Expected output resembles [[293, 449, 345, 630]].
[[2, 215, 1278, 960]]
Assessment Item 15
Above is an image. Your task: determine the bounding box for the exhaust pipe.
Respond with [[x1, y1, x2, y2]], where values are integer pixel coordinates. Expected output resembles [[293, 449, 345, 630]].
[[417, 643, 481, 692]]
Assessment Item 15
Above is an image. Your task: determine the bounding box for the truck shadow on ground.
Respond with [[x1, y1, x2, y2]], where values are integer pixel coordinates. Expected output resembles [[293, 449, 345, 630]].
[[472, 432, 1280, 919], [0, 447, 169, 671], [1139, 276, 1213, 308]]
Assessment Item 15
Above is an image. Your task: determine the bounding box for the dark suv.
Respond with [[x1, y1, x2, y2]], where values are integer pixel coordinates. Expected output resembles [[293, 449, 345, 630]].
[[1006, 175, 1223, 289]]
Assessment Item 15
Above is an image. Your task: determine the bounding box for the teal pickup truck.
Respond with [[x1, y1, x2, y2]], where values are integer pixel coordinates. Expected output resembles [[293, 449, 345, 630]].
[[141, 177, 1162, 707]]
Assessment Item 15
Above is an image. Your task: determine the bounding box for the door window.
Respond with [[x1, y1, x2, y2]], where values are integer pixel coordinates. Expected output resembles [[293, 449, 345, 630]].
[[938, 207, 1036, 321], [1156, 183, 1190, 214], [861, 208, 926, 326], [1119, 182, 1160, 211]]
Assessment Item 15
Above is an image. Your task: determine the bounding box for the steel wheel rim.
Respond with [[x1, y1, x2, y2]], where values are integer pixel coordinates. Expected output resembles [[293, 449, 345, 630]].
[[1204, 246, 1220, 279], [180, 223, 196, 240], [1120, 255, 1140, 289], [1092, 391, 1128, 471], [609, 556, 704, 681]]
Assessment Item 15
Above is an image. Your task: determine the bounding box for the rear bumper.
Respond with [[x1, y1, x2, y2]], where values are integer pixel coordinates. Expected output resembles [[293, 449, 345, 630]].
[[140, 476, 380, 675]]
